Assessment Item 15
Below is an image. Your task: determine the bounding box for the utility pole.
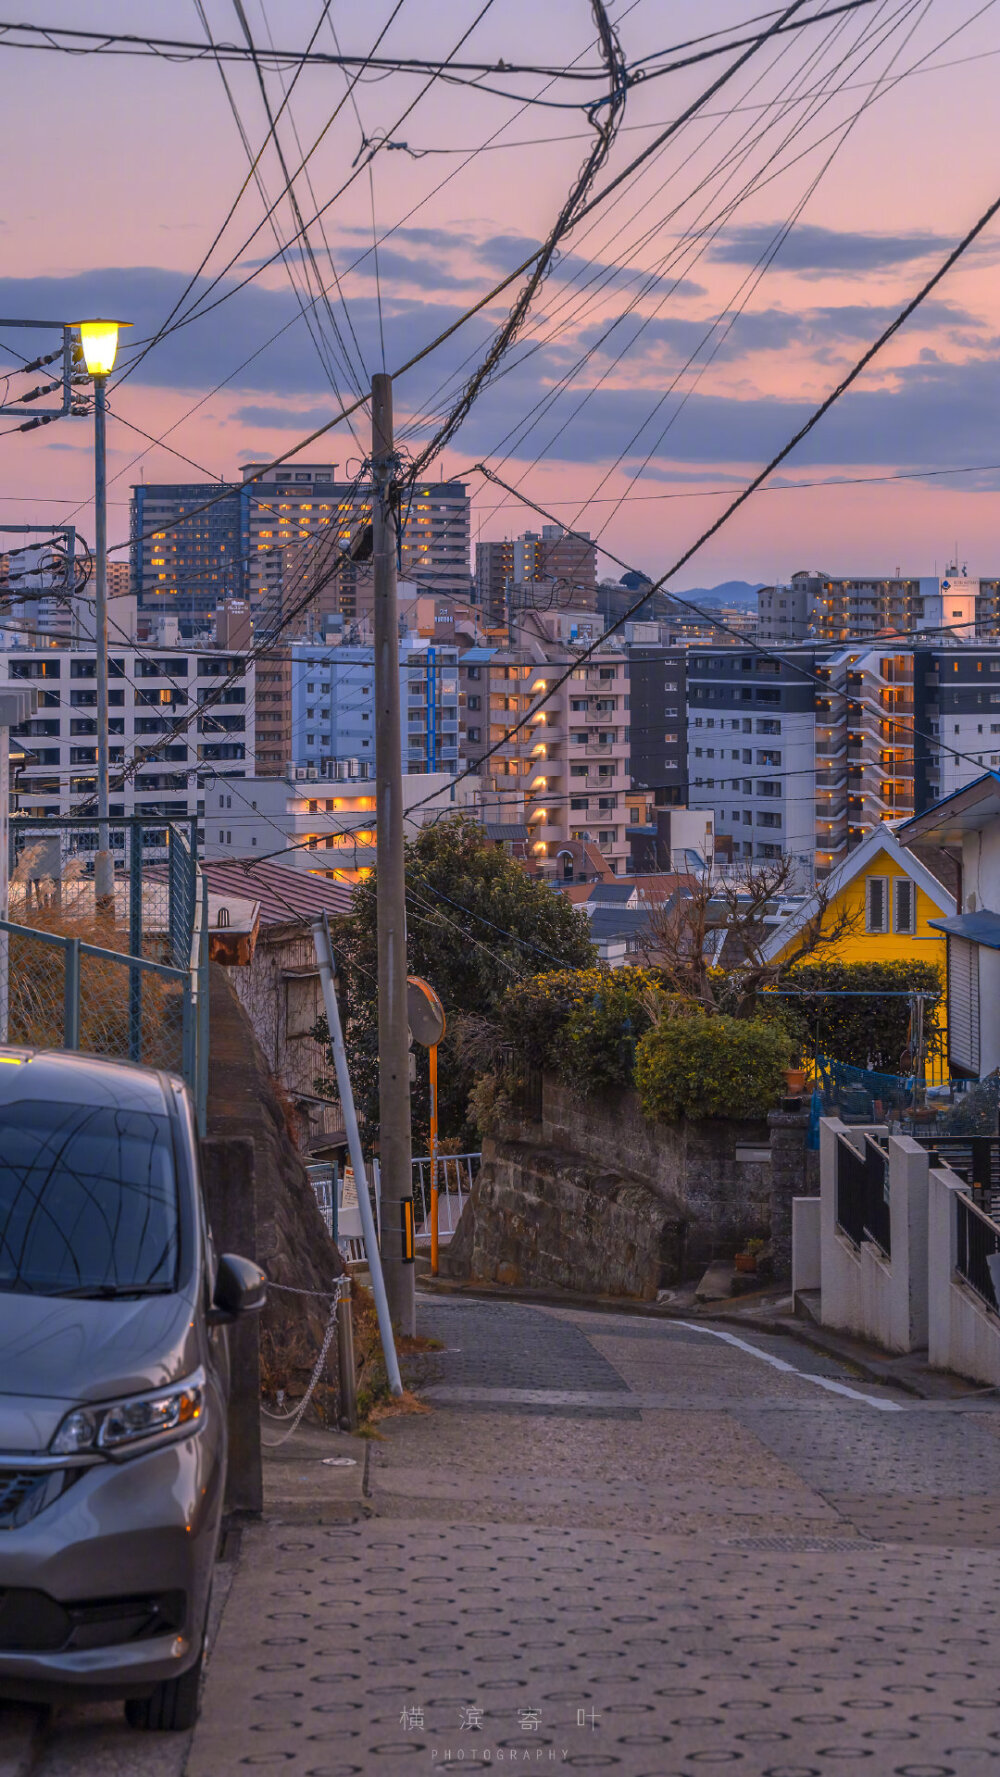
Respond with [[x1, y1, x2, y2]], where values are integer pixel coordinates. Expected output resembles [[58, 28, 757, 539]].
[[371, 372, 415, 1335]]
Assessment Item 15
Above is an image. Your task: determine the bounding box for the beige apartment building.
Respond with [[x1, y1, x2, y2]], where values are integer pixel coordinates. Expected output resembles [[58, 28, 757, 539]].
[[240, 463, 470, 606], [461, 612, 631, 877]]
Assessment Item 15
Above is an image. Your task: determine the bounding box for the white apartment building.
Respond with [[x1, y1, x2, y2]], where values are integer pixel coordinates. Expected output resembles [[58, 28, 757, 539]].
[[204, 769, 456, 883], [0, 628, 254, 851]]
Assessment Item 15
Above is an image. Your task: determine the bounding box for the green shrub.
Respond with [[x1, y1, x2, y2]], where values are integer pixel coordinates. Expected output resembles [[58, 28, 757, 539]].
[[559, 973, 658, 1095], [498, 966, 665, 1091], [635, 1012, 795, 1122], [498, 968, 609, 1073]]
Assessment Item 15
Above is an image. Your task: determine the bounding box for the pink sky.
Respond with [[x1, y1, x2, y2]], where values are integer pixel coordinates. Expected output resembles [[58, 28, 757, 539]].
[[2, 0, 1000, 589]]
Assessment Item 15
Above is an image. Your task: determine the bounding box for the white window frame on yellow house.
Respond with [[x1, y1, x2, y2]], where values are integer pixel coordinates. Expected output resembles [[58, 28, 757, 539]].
[[865, 875, 889, 933], [894, 876, 916, 935], [865, 872, 918, 935]]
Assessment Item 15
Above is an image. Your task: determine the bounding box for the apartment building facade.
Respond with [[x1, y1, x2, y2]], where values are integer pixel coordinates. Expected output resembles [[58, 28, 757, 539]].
[[688, 638, 1000, 881], [132, 464, 471, 625], [475, 525, 598, 628], [758, 565, 991, 645], [289, 638, 460, 777], [687, 647, 819, 876], [203, 770, 455, 883], [0, 636, 254, 850], [240, 463, 470, 603], [460, 616, 631, 877]]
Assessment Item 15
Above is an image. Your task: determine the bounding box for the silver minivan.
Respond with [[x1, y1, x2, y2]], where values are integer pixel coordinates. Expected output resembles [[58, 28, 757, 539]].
[[0, 1047, 264, 1730]]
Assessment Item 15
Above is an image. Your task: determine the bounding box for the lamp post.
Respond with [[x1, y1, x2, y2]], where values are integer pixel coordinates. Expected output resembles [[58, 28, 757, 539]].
[[75, 319, 130, 908]]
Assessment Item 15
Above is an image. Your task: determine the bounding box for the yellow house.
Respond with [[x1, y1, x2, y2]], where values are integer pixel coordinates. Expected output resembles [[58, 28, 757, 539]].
[[761, 826, 955, 1064]]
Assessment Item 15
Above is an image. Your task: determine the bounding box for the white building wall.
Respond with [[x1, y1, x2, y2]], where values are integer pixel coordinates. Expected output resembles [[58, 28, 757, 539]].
[[927, 1165, 1000, 1386], [816, 1118, 928, 1354]]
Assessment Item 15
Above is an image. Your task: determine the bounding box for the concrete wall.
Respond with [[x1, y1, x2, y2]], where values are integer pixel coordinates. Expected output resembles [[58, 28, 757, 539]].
[[817, 1117, 929, 1353], [928, 1163, 1000, 1386], [792, 1197, 821, 1294]]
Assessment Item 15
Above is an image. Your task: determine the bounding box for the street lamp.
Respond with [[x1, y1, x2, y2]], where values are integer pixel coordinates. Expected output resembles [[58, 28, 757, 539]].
[[75, 319, 131, 907]]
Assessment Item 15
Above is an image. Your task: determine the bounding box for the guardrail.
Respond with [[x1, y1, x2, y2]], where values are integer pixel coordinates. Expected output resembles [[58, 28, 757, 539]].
[[413, 1152, 480, 1242]]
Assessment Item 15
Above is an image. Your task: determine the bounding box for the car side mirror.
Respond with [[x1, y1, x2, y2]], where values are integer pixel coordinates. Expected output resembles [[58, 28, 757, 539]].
[[208, 1253, 267, 1325]]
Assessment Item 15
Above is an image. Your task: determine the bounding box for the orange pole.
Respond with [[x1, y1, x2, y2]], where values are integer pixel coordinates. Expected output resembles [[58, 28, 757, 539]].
[[429, 1043, 439, 1275]]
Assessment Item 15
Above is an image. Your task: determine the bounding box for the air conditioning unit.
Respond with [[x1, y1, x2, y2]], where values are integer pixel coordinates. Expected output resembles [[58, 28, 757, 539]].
[[306, 765, 319, 780]]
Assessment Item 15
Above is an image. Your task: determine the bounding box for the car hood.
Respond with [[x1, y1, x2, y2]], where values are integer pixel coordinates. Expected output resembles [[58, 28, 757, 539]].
[[0, 1290, 201, 1453]]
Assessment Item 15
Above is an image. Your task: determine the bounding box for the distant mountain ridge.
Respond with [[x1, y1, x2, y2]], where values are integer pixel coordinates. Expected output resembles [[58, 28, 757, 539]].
[[670, 580, 765, 609]]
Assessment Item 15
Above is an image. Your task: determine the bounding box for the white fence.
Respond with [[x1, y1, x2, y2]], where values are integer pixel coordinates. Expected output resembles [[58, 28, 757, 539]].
[[307, 1153, 480, 1263], [795, 1116, 1000, 1383]]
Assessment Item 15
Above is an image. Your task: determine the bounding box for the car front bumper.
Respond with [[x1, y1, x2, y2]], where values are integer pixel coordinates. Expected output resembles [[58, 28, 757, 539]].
[[0, 1426, 223, 1694]]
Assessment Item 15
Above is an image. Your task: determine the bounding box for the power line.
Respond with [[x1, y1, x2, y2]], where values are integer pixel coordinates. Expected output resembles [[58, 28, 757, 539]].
[[408, 183, 1000, 821]]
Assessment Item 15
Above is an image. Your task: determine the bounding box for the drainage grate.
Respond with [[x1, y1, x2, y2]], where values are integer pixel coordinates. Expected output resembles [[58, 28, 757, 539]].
[[724, 1534, 873, 1552]]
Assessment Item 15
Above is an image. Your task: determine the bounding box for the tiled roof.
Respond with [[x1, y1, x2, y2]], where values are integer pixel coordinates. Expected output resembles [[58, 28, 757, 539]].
[[200, 859, 353, 928]]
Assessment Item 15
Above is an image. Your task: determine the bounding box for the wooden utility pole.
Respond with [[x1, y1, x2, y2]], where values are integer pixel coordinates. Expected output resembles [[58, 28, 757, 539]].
[[371, 373, 415, 1335]]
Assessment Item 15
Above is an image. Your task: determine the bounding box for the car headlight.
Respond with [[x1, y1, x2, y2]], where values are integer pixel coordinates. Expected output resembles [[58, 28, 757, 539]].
[[50, 1373, 205, 1458]]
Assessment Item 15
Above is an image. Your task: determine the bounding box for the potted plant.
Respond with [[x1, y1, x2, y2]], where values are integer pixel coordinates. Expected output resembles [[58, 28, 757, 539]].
[[734, 1237, 766, 1275], [784, 1066, 807, 1096]]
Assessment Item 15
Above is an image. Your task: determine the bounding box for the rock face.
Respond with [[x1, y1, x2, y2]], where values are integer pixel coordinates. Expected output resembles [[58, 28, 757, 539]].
[[446, 1074, 772, 1298]]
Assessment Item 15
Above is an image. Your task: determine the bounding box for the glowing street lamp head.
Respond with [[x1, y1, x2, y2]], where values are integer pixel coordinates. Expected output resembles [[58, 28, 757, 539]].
[[75, 319, 132, 377]]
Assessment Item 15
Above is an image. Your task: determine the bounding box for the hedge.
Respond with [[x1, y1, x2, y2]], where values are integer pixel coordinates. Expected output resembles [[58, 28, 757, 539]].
[[635, 1012, 795, 1122]]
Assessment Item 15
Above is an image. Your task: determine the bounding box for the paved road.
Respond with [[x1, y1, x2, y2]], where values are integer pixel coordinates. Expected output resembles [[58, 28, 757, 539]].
[[7, 1297, 1000, 1774]]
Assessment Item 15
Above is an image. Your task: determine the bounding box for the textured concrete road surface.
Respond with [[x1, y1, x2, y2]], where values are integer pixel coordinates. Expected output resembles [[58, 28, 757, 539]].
[[6, 1296, 1000, 1774]]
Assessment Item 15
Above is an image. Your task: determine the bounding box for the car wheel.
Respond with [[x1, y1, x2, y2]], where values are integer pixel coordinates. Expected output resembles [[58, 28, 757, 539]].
[[124, 1643, 204, 1732]]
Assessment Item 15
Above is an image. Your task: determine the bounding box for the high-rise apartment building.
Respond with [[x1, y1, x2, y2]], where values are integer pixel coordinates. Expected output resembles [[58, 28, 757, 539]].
[[688, 637, 1000, 880], [459, 610, 630, 877], [0, 624, 254, 849], [131, 465, 471, 623], [623, 631, 687, 807], [758, 564, 987, 644], [240, 463, 470, 605], [132, 482, 247, 621], [475, 525, 597, 627]]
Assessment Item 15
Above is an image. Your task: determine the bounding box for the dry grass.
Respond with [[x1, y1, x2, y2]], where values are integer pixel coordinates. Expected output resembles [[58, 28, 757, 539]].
[[4, 904, 185, 1073]]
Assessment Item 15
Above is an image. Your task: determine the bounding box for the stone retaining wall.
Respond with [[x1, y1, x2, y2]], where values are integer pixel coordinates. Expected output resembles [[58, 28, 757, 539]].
[[446, 1074, 772, 1295]]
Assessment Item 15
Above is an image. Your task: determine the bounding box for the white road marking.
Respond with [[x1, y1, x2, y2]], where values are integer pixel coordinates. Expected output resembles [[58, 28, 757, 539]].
[[673, 1320, 905, 1412]]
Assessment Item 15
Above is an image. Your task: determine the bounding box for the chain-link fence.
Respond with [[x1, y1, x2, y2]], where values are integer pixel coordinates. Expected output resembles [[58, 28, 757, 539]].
[[0, 920, 195, 1081], [9, 815, 198, 966]]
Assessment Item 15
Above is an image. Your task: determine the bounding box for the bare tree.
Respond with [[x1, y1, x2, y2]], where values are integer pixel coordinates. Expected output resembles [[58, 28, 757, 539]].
[[636, 857, 860, 1017]]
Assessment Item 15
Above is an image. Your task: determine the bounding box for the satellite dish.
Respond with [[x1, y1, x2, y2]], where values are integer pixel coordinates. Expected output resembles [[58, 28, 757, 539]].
[[407, 976, 445, 1047]]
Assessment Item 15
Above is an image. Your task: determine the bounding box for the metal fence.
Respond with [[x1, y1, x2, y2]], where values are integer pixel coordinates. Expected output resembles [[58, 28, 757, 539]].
[[9, 815, 198, 967], [413, 1153, 480, 1242], [916, 1135, 1000, 1221], [0, 859, 209, 1129], [956, 1192, 1000, 1314], [835, 1131, 891, 1257]]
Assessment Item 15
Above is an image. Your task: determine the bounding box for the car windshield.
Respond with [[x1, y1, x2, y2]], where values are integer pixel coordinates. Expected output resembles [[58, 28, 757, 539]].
[[0, 1100, 178, 1297]]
